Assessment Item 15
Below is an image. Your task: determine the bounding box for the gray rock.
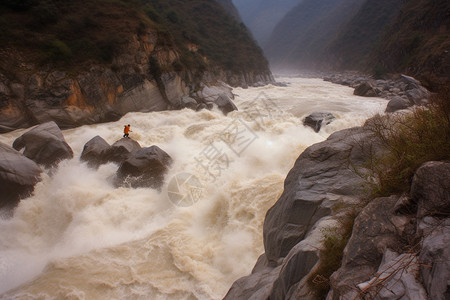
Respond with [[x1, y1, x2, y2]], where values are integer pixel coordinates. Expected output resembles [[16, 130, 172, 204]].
[[405, 88, 429, 105], [385, 96, 412, 113], [303, 112, 335, 132], [102, 137, 141, 164], [418, 217, 450, 300], [329, 196, 413, 298], [80, 136, 111, 168], [12, 121, 73, 168], [115, 146, 172, 189], [196, 81, 234, 103], [215, 93, 238, 115], [269, 244, 319, 300], [180, 96, 198, 110], [411, 161, 450, 218], [354, 81, 378, 97], [263, 127, 382, 264], [356, 249, 428, 300], [400, 74, 422, 86], [224, 254, 282, 300], [0, 142, 42, 209], [196, 103, 208, 111]]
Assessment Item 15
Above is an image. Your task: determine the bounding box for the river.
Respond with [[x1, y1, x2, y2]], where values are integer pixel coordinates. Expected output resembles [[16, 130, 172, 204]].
[[0, 77, 386, 299]]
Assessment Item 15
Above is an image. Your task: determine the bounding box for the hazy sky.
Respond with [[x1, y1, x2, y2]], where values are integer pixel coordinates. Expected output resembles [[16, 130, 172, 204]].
[[232, 0, 300, 45]]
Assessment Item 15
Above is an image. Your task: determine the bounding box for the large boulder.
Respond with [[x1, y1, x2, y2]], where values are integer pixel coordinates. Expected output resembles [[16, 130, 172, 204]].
[[225, 126, 386, 299], [405, 88, 429, 105], [215, 93, 238, 115], [411, 161, 450, 218], [329, 196, 413, 299], [224, 255, 282, 300], [355, 249, 428, 300], [12, 121, 73, 168], [418, 217, 450, 300], [180, 96, 198, 110], [194, 81, 234, 103], [80, 137, 141, 167], [354, 81, 379, 97], [263, 127, 383, 264], [303, 112, 335, 132], [0, 142, 42, 209], [101, 137, 141, 164], [115, 145, 172, 189], [385, 96, 412, 113], [80, 136, 111, 168]]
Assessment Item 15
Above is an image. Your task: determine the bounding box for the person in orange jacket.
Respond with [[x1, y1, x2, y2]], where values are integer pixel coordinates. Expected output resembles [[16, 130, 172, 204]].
[[123, 124, 132, 138]]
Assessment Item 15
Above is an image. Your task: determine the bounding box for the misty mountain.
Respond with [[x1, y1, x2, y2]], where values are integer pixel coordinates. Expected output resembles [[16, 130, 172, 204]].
[[215, 0, 242, 22], [264, 0, 449, 84], [264, 0, 366, 71], [325, 0, 403, 70], [232, 0, 300, 46]]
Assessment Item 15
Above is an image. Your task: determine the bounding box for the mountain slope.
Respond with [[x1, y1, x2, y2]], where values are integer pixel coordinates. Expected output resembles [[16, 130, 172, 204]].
[[326, 0, 402, 70], [264, 0, 450, 85], [264, 0, 365, 70], [0, 0, 272, 132], [370, 0, 450, 87]]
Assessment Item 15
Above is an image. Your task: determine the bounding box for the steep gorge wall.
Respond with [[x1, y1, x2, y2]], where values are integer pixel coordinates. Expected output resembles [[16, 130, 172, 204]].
[[0, 0, 273, 133], [225, 124, 450, 299], [0, 29, 183, 132]]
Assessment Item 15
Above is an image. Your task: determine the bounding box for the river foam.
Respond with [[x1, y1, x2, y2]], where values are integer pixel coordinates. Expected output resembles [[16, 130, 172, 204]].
[[0, 77, 386, 299]]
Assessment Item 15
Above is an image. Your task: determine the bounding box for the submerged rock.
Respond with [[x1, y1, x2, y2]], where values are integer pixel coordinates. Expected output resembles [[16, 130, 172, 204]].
[[115, 145, 172, 189], [0, 142, 42, 209], [215, 93, 238, 115], [12, 121, 73, 168], [303, 112, 335, 132], [180, 96, 198, 110]]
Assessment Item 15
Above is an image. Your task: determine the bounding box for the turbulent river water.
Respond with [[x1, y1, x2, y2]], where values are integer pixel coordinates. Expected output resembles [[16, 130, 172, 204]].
[[0, 77, 387, 299]]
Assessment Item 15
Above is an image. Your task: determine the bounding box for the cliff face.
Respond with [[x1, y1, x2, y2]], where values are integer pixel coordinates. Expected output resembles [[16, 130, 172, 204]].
[[0, 0, 272, 132], [225, 124, 450, 300]]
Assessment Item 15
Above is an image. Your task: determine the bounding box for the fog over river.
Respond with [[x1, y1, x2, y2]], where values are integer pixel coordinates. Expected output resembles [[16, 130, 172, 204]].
[[0, 77, 387, 299]]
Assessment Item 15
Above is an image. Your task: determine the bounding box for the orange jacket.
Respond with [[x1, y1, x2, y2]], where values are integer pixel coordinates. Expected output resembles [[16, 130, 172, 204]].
[[124, 125, 131, 134]]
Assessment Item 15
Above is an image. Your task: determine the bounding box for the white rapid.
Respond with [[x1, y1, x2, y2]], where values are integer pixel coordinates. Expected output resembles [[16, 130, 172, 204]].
[[0, 77, 387, 299]]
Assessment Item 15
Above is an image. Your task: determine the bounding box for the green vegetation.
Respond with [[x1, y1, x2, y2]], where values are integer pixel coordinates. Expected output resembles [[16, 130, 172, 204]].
[[365, 87, 450, 197]]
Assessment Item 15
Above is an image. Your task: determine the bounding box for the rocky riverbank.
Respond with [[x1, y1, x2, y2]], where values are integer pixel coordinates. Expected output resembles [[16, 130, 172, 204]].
[[323, 72, 431, 113], [225, 119, 449, 299]]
